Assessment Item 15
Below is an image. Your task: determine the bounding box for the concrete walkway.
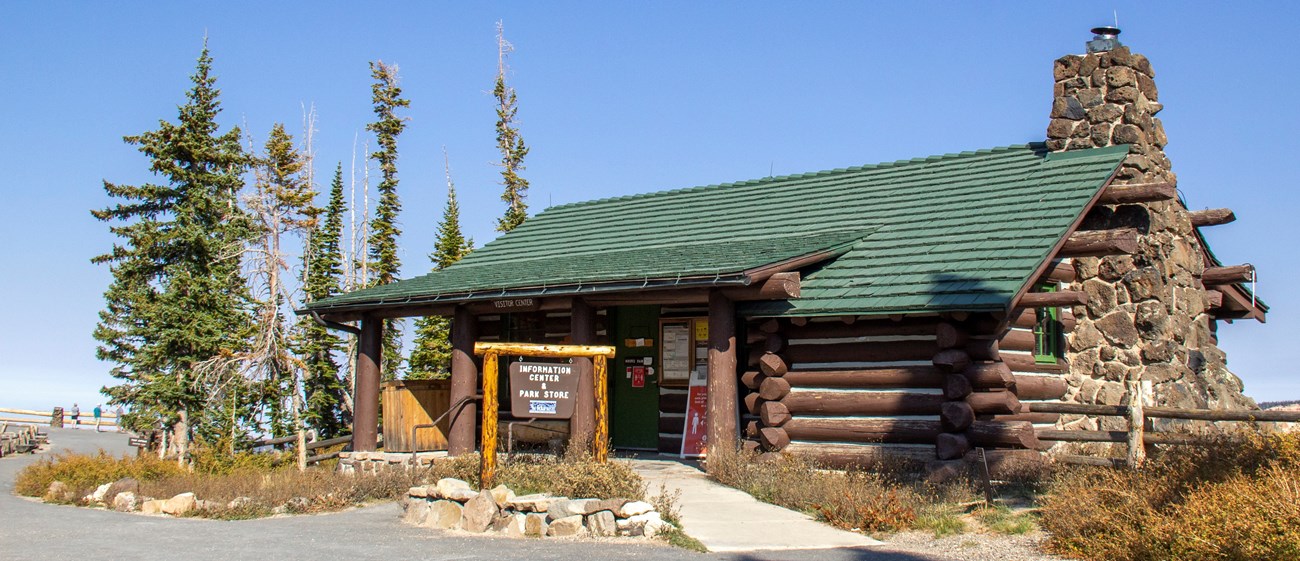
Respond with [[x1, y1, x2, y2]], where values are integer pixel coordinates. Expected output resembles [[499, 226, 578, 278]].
[[631, 458, 882, 552]]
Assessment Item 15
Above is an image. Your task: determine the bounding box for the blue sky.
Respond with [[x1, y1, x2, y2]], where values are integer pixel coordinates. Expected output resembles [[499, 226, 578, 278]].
[[1, 2, 1296, 411]]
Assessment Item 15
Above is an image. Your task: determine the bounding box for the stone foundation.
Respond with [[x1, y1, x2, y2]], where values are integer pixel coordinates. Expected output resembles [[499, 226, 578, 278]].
[[337, 450, 448, 474]]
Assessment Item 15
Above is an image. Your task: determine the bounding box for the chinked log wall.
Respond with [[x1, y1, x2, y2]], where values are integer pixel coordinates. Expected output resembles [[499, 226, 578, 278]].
[[742, 314, 1054, 468]]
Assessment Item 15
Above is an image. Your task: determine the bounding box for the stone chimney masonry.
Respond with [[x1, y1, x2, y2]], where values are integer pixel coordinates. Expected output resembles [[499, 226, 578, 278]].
[[1045, 29, 1255, 440]]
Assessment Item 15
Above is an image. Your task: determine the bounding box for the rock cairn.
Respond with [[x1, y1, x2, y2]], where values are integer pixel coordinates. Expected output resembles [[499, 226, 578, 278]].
[[1047, 42, 1255, 446], [402, 478, 672, 539]]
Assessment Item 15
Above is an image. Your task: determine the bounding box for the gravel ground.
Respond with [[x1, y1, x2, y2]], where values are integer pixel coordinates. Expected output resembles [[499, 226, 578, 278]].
[[2, 428, 1071, 561]]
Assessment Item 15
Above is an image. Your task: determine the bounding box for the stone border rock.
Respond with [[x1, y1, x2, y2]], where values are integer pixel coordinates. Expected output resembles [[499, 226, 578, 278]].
[[401, 478, 672, 540]]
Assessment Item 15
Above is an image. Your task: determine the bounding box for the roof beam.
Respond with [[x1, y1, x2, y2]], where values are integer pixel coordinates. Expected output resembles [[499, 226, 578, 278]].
[[1015, 291, 1088, 308], [1189, 208, 1236, 227], [1096, 182, 1177, 205], [1059, 228, 1141, 257], [1202, 265, 1253, 285]]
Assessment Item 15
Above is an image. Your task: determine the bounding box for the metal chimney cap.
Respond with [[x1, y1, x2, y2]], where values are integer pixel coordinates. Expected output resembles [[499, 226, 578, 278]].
[[1087, 26, 1123, 54], [1091, 26, 1122, 38]]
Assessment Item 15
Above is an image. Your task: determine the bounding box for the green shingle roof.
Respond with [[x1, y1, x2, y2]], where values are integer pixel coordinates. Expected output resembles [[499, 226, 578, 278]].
[[306, 143, 1128, 316]]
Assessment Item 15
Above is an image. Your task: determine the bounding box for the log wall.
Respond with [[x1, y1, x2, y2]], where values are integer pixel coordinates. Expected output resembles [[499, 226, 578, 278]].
[[742, 313, 1050, 467]]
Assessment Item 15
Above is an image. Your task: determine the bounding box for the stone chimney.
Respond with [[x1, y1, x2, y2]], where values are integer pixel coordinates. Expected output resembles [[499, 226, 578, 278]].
[[1045, 28, 1255, 441]]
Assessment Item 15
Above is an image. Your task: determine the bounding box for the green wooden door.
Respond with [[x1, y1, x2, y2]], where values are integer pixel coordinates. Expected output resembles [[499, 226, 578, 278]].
[[610, 305, 660, 449]]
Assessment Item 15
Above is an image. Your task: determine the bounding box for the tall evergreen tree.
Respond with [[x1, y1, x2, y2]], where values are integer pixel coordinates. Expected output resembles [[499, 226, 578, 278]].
[[408, 153, 473, 379], [365, 60, 410, 374], [494, 22, 531, 233], [296, 164, 349, 436], [92, 44, 254, 460]]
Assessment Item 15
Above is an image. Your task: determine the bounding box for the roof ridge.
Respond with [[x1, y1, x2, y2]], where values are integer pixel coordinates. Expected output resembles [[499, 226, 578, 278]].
[[542, 143, 1044, 213]]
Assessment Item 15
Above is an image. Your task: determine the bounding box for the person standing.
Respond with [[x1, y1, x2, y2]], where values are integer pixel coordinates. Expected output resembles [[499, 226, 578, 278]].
[[70, 403, 80, 427], [93, 405, 103, 432]]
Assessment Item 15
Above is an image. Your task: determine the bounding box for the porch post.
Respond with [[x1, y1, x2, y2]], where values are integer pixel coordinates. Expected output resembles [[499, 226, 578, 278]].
[[353, 315, 382, 452], [706, 290, 739, 457], [570, 298, 597, 449], [449, 305, 479, 456]]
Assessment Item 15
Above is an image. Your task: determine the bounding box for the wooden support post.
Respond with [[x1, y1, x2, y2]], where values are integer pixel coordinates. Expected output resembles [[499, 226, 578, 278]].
[[480, 351, 500, 487], [707, 291, 739, 458], [593, 354, 609, 462], [449, 306, 478, 456], [1126, 379, 1149, 468], [570, 299, 596, 450], [352, 316, 382, 452]]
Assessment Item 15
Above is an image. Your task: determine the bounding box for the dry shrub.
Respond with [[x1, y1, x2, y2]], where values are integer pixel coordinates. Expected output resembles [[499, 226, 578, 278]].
[[707, 447, 974, 535], [428, 450, 645, 500], [1041, 428, 1300, 561], [15, 451, 186, 500]]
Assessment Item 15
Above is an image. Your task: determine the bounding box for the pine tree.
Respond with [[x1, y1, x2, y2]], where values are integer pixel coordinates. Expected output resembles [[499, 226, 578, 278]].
[[93, 44, 254, 461], [494, 21, 531, 233], [365, 60, 410, 375], [297, 164, 349, 436], [408, 151, 473, 379]]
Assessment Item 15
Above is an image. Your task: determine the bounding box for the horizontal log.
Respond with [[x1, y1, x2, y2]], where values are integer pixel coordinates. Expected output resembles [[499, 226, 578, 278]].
[[776, 317, 941, 339], [966, 338, 1000, 361], [764, 333, 787, 353], [1040, 261, 1077, 283], [1002, 353, 1065, 373], [1017, 291, 1087, 308], [966, 390, 1021, 415], [967, 420, 1044, 450], [783, 418, 942, 444], [941, 401, 975, 432], [758, 377, 792, 401], [1036, 429, 1206, 446], [759, 401, 791, 426], [933, 349, 971, 373], [728, 272, 800, 300], [962, 362, 1015, 389], [756, 318, 781, 334], [1001, 329, 1036, 353], [743, 393, 763, 415], [781, 391, 946, 416], [1145, 406, 1300, 423], [1059, 228, 1141, 257], [1026, 402, 1126, 416], [660, 392, 688, 412], [759, 353, 788, 377], [979, 411, 1061, 424], [1056, 454, 1125, 468], [1011, 307, 1076, 331], [746, 331, 768, 345], [1201, 265, 1253, 285], [943, 374, 973, 400], [658, 435, 683, 453], [741, 371, 766, 390], [782, 367, 945, 389], [751, 340, 938, 366], [936, 433, 971, 460], [741, 439, 761, 454], [660, 415, 686, 435], [1097, 182, 1177, 205], [1013, 375, 1069, 400], [473, 342, 615, 358], [935, 322, 968, 349], [759, 427, 790, 451], [1189, 208, 1236, 228], [782, 442, 937, 470]]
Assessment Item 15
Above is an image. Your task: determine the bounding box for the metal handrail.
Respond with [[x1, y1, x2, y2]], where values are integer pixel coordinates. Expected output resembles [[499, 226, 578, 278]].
[[409, 394, 482, 464]]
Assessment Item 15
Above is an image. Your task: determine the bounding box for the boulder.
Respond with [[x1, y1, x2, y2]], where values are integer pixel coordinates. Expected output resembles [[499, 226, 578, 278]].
[[625, 511, 663, 536], [141, 499, 167, 515], [227, 496, 255, 509], [587, 511, 617, 537], [162, 492, 196, 516], [488, 484, 515, 508], [112, 491, 138, 512], [423, 500, 463, 530], [461, 492, 499, 533], [403, 499, 431, 525], [493, 512, 527, 537], [90, 482, 113, 503], [283, 497, 311, 513], [643, 519, 674, 539], [507, 493, 556, 513], [409, 485, 429, 498], [547, 514, 586, 537], [45, 481, 69, 502], [434, 478, 478, 502], [524, 513, 549, 537], [616, 500, 654, 518]]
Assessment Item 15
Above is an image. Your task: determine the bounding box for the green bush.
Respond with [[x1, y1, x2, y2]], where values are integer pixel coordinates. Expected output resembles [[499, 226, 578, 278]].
[[1040, 428, 1300, 561]]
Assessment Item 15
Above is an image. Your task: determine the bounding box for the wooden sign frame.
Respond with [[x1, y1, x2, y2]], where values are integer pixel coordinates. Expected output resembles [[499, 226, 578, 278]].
[[473, 342, 617, 488]]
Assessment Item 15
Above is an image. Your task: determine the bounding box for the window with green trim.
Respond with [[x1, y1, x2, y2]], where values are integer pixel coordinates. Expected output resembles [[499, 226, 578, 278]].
[[1032, 283, 1062, 364]]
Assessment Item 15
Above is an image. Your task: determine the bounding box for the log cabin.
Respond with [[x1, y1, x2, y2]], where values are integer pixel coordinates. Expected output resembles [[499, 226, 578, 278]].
[[299, 28, 1266, 471]]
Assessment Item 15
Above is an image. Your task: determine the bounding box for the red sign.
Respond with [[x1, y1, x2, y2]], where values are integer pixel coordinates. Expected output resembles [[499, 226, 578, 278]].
[[680, 369, 708, 457], [632, 366, 646, 388]]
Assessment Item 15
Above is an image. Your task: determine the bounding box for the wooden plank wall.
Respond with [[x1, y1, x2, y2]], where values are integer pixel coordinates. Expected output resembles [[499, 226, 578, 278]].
[[381, 379, 451, 452]]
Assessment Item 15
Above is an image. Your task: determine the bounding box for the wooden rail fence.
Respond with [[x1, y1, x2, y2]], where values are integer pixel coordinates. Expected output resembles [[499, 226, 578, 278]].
[[1028, 380, 1300, 467], [0, 407, 119, 429]]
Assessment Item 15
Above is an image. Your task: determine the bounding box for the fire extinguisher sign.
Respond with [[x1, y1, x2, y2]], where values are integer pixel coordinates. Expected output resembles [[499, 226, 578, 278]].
[[680, 367, 709, 458]]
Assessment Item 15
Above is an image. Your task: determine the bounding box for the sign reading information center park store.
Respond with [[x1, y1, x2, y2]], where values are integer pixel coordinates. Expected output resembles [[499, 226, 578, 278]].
[[508, 361, 579, 419]]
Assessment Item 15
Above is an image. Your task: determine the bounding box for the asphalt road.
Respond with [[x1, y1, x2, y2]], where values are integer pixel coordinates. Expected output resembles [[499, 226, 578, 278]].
[[0, 428, 951, 561]]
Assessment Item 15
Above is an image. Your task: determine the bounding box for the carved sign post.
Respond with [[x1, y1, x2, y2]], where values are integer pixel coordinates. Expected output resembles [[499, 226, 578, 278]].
[[473, 342, 616, 488]]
